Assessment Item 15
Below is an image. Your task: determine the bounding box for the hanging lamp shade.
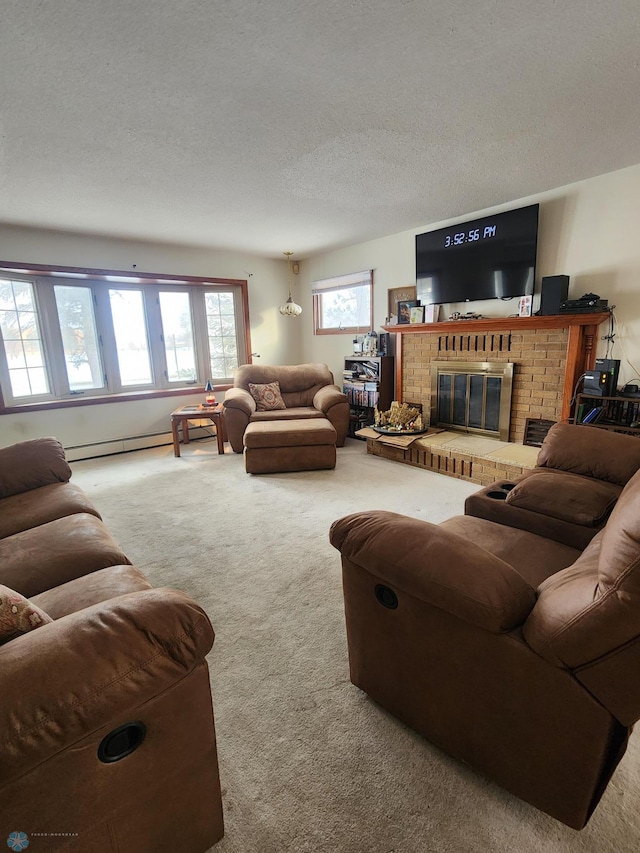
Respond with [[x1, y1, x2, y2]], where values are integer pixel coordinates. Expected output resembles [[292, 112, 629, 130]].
[[279, 251, 302, 317], [279, 294, 302, 316]]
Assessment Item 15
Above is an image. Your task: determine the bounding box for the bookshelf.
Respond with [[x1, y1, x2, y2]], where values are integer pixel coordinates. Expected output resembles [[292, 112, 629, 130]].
[[575, 394, 640, 435], [343, 355, 394, 438]]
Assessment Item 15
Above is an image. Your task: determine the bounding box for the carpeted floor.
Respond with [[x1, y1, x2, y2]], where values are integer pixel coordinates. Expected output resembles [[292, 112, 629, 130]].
[[71, 438, 640, 853]]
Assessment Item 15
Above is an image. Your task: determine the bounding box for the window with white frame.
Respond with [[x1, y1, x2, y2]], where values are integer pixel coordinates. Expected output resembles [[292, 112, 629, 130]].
[[312, 270, 373, 335], [0, 271, 248, 407]]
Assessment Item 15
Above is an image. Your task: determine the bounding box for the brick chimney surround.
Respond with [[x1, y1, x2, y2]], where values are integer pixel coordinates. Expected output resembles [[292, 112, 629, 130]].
[[384, 313, 609, 445]]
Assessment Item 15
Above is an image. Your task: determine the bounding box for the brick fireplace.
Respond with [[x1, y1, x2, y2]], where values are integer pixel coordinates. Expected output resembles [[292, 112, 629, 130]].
[[385, 313, 609, 445]]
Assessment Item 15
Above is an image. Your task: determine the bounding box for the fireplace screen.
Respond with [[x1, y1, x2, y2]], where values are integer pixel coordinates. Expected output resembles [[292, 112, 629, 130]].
[[431, 361, 514, 441]]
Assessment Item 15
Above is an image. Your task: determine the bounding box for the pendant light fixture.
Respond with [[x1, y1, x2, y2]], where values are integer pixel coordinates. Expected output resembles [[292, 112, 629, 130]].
[[279, 251, 302, 317]]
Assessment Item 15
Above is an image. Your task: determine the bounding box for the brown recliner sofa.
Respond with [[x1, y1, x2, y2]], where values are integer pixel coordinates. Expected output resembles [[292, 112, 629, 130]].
[[330, 464, 640, 829], [222, 362, 350, 452], [0, 437, 224, 852], [464, 422, 640, 549]]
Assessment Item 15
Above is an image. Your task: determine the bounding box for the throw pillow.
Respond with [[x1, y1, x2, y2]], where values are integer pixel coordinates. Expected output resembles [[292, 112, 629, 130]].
[[248, 381, 286, 411], [0, 584, 53, 645]]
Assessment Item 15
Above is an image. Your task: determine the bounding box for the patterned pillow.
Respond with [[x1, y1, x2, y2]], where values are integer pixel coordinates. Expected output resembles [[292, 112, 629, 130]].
[[248, 381, 286, 411], [0, 584, 53, 645]]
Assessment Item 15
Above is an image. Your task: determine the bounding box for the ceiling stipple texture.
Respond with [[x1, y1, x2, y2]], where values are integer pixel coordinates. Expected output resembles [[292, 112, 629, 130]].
[[1, 1, 640, 257]]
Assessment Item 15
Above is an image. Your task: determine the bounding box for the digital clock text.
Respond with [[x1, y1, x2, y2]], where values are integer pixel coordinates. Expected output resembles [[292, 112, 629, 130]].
[[444, 224, 497, 247]]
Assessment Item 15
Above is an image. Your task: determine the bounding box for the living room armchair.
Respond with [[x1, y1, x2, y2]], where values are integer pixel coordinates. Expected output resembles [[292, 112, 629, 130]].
[[223, 363, 349, 452], [330, 467, 640, 828]]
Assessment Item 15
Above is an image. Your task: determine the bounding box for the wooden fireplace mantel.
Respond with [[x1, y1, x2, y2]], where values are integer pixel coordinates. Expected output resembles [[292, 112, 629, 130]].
[[382, 312, 610, 423]]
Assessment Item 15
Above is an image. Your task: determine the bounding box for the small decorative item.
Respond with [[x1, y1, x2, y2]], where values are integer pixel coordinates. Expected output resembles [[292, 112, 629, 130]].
[[363, 331, 378, 355], [409, 305, 425, 324], [397, 300, 417, 325], [518, 295, 533, 317], [204, 379, 217, 407], [388, 285, 417, 320], [424, 303, 440, 323], [373, 401, 427, 434]]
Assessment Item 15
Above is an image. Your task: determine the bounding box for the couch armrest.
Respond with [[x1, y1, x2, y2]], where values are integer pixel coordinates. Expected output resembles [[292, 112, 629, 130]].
[[0, 588, 214, 782], [0, 437, 71, 499], [330, 510, 536, 632], [313, 384, 347, 413], [222, 387, 256, 452], [223, 386, 256, 416]]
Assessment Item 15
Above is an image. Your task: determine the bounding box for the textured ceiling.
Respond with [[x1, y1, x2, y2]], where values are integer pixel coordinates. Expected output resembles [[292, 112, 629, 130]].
[[1, 1, 640, 259]]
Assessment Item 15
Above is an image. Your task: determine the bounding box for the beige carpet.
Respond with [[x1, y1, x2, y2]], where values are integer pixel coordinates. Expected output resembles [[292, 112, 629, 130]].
[[71, 439, 640, 853]]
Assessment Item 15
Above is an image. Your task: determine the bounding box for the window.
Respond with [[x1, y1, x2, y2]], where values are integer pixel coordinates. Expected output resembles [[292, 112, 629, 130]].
[[312, 270, 373, 335], [108, 288, 154, 387], [0, 278, 49, 397], [53, 284, 105, 392], [205, 291, 239, 379], [0, 267, 250, 408], [158, 291, 197, 383]]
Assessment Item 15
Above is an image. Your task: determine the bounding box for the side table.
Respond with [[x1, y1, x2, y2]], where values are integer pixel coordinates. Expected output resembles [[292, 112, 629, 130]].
[[171, 404, 226, 457]]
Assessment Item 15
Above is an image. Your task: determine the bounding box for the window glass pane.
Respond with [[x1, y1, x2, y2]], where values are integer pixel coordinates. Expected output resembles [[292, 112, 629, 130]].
[[23, 339, 45, 367], [0, 309, 20, 340], [0, 278, 50, 398], [54, 285, 105, 391], [205, 291, 239, 379], [159, 291, 197, 382], [109, 288, 153, 386], [318, 284, 371, 330]]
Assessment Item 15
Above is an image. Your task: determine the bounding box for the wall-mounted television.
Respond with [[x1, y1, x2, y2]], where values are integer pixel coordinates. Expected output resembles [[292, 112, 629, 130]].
[[416, 204, 539, 305]]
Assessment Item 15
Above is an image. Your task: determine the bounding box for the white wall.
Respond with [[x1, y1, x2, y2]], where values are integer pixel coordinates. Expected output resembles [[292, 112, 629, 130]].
[[0, 226, 301, 450], [300, 163, 640, 391]]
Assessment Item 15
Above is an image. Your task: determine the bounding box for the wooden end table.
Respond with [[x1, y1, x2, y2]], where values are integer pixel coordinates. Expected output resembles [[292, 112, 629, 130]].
[[171, 404, 226, 457]]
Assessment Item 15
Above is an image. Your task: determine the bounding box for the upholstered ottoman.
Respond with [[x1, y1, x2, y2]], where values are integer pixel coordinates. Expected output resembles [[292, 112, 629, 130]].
[[243, 418, 337, 474]]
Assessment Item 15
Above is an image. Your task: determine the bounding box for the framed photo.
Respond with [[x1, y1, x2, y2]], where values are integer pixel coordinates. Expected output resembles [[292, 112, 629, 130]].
[[409, 305, 425, 324], [518, 295, 533, 317], [423, 303, 441, 323], [388, 286, 416, 322], [397, 300, 417, 324]]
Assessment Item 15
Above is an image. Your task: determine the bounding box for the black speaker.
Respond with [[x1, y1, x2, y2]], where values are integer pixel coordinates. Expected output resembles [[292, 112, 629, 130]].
[[540, 275, 569, 316], [379, 333, 393, 357]]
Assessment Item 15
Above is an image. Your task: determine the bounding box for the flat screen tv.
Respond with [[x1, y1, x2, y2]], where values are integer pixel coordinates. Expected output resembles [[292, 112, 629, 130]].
[[415, 203, 539, 305]]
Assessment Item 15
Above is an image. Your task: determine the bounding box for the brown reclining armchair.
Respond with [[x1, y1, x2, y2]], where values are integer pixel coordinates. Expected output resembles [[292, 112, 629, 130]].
[[330, 466, 640, 829]]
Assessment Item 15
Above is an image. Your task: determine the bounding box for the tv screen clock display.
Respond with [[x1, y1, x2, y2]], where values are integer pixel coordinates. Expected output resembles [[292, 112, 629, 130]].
[[416, 204, 539, 305]]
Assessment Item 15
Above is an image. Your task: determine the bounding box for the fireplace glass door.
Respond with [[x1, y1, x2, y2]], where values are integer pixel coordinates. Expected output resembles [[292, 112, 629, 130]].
[[431, 362, 513, 440]]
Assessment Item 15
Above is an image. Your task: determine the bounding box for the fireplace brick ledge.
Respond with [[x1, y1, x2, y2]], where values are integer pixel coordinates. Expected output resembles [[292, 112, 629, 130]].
[[364, 429, 539, 485]]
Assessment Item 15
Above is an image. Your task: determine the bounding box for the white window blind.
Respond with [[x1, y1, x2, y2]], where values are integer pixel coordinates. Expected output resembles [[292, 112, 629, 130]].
[[311, 270, 372, 295]]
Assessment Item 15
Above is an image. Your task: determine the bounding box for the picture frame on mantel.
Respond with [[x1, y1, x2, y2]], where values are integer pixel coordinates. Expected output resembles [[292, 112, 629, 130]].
[[388, 286, 416, 323]]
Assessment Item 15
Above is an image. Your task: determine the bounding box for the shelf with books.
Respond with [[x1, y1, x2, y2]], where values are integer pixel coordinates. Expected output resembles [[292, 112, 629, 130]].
[[343, 355, 394, 438], [575, 394, 640, 435]]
